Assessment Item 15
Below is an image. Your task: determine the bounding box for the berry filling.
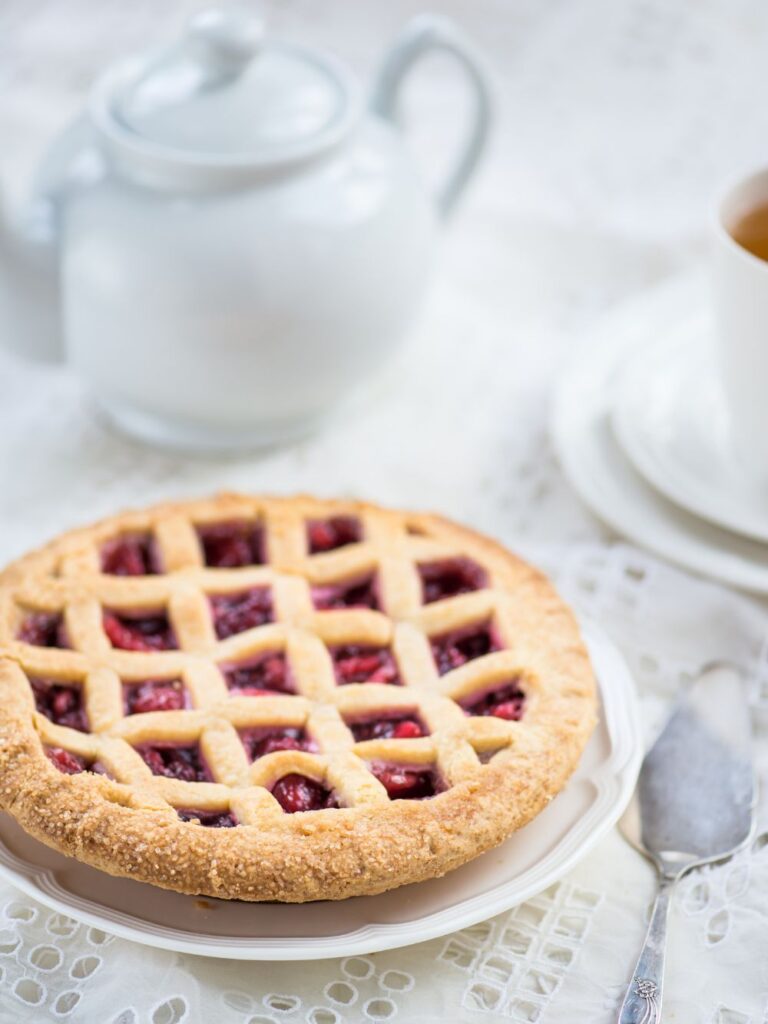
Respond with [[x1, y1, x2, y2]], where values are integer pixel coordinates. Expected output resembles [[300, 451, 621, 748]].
[[223, 652, 293, 696], [210, 588, 273, 639], [17, 612, 67, 649], [177, 809, 237, 827], [332, 645, 400, 685], [431, 622, 499, 676], [370, 764, 438, 800], [350, 716, 425, 741], [101, 534, 159, 576], [307, 516, 362, 553], [271, 773, 338, 813], [462, 681, 526, 721], [138, 744, 209, 782], [31, 678, 88, 732], [124, 679, 187, 715], [197, 521, 265, 568], [419, 557, 487, 604], [312, 576, 379, 612], [240, 726, 310, 761], [103, 610, 177, 652], [45, 747, 107, 775]]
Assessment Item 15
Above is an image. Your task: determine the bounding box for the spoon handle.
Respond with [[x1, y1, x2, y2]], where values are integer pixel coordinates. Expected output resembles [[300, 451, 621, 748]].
[[617, 874, 675, 1024]]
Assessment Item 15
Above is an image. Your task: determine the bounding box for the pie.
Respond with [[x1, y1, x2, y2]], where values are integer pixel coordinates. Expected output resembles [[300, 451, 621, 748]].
[[0, 494, 597, 902]]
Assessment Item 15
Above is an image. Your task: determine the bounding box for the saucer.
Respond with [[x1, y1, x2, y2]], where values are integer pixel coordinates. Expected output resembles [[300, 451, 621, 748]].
[[611, 320, 768, 543], [551, 272, 768, 594]]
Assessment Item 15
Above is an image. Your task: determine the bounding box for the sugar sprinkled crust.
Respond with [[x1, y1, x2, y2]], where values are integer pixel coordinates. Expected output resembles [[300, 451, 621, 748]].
[[0, 494, 597, 902]]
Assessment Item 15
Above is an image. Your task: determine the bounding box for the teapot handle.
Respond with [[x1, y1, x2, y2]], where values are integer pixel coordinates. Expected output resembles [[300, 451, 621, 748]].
[[371, 15, 492, 220]]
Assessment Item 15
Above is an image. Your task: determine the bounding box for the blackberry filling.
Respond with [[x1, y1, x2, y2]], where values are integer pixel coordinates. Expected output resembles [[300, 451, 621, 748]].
[[45, 747, 107, 775], [331, 645, 400, 685], [419, 557, 487, 604], [223, 652, 293, 695], [31, 678, 88, 732], [307, 516, 362, 553], [101, 535, 160, 576], [18, 612, 67, 649], [370, 764, 438, 800], [177, 809, 237, 827], [271, 774, 338, 813], [240, 726, 309, 761], [463, 681, 526, 721], [138, 744, 209, 782], [431, 623, 499, 676], [312, 576, 379, 611], [210, 588, 273, 639], [351, 716, 425, 741], [197, 521, 265, 568], [124, 679, 187, 714], [104, 611, 176, 652]]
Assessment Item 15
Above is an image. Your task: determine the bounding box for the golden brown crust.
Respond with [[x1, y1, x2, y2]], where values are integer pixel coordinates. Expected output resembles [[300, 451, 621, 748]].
[[0, 493, 597, 901]]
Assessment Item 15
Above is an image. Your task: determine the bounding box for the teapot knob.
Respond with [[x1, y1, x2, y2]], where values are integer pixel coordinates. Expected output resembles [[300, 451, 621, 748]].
[[186, 4, 263, 82]]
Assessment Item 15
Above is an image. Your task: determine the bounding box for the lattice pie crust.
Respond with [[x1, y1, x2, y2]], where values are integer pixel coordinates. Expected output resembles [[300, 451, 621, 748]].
[[0, 494, 596, 902]]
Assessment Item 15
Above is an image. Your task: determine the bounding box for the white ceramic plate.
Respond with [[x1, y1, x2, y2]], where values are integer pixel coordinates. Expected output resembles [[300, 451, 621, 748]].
[[611, 321, 768, 543], [552, 272, 768, 594], [0, 624, 640, 961]]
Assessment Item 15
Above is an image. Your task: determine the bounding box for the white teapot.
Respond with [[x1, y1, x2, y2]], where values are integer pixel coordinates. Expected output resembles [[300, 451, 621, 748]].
[[0, 6, 490, 450]]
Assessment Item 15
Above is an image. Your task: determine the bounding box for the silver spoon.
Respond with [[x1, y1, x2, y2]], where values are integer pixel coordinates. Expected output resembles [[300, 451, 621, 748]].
[[617, 662, 755, 1024]]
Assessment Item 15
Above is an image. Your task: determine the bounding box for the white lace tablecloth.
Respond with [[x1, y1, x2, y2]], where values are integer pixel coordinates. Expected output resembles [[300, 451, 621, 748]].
[[2, 1, 768, 1021]]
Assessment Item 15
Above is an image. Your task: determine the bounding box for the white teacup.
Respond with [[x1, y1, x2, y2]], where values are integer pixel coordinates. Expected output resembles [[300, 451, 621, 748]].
[[713, 168, 768, 479]]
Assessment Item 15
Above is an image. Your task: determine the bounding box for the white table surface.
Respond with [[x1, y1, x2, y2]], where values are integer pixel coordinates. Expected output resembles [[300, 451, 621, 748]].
[[1, 1, 768, 1021]]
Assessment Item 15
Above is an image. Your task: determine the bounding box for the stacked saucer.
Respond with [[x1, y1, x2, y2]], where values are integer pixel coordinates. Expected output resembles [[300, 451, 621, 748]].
[[551, 271, 768, 593]]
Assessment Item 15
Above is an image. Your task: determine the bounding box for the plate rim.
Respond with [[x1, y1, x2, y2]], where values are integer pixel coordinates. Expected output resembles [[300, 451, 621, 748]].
[[0, 623, 641, 961]]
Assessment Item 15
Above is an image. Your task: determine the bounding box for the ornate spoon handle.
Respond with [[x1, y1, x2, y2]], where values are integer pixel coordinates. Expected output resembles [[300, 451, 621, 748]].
[[617, 874, 675, 1024]]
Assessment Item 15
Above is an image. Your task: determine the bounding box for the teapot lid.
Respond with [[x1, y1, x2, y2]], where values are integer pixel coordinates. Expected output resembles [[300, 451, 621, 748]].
[[105, 5, 358, 167]]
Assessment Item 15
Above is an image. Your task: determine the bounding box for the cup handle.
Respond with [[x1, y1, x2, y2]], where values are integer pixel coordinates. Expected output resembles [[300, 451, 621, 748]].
[[370, 14, 492, 220]]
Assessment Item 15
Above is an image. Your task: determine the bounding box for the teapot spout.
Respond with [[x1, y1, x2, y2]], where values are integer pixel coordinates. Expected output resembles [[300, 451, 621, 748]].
[[0, 193, 63, 363]]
